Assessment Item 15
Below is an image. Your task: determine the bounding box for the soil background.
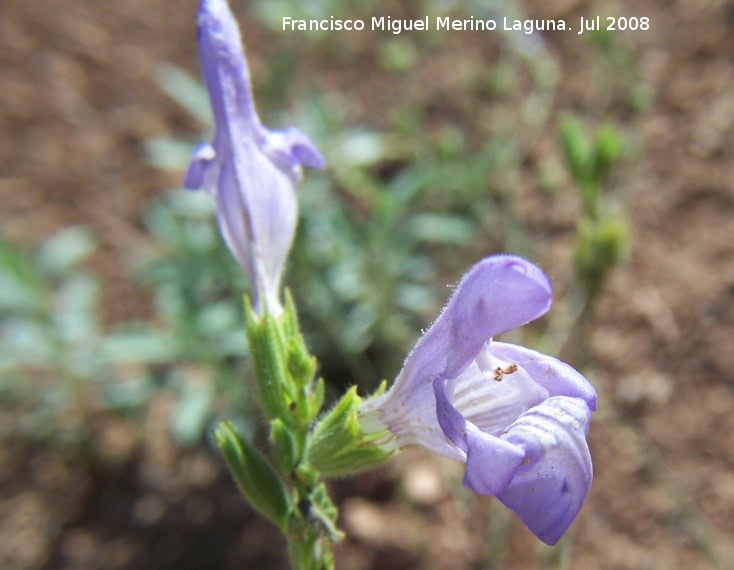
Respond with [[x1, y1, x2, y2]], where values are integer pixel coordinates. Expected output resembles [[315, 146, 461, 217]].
[[2, 0, 734, 569]]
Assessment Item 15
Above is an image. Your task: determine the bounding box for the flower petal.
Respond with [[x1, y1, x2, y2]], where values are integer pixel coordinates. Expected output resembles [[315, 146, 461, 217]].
[[490, 342, 598, 411], [364, 256, 553, 459], [463, 425, 526, 495], [393, 255, 552, 399], [496, 396, 593, 545], [226, 151, 298, 313], [433, 377, 468, 453], [184, 142, 217, 190], [197, 0, 259, 135], [190, 0, 324, 315], [264, 126, 326, 176], [434, 378, 526, 494], [454, 346, 549, 436], [212, 159, 254, 275]]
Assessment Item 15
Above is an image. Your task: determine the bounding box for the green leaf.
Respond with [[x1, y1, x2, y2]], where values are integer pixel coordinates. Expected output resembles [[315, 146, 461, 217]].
[[172, 380, 213, 446], [215, 421, 290, 529]]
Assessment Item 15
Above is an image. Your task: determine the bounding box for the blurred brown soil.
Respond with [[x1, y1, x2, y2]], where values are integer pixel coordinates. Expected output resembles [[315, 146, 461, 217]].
[[2, 0, 734, 569]]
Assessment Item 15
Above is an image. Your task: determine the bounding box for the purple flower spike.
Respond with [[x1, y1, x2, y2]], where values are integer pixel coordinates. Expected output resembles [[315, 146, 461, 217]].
[[185, 0, 325, 315], [359, 255, 596, 545]]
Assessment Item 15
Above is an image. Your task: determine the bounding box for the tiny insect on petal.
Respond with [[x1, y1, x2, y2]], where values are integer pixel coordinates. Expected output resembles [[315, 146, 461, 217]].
[[493, 363, 519, 381]]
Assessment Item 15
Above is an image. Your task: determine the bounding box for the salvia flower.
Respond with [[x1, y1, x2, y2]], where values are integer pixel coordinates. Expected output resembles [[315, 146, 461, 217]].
[[359, 255, 597, 545], [185, 0, 325, 315]]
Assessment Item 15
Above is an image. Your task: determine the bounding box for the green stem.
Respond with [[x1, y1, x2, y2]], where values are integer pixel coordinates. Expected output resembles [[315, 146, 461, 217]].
[[240, 296, 340, 570]]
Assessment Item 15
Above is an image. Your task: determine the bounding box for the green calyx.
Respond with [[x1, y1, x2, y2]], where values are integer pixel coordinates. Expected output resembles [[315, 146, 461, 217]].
[[244, 295, 323, 429], [306, 386, 393, 476], [270, 418, 300, 476]]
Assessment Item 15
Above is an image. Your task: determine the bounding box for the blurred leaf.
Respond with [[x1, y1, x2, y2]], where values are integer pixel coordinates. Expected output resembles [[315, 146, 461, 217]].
[[591, 123, 624, 183], [378, 38, 418, 73], [559, 116, 597, 216], [408, 213, 475, 245], [253, 0, 347, 32], [102, 378, 156, 410], [166, 188, 216, 217], [333, 130, 397, 168], [217, 329, 248, 357], [98, 328, 180, 365], [559, 116, 592, 187], [0, 236, 44, 313], [53, 274, 99, 346], [0, 319, 57, 369], [172, 377, 214, 446], [36, 226, 97, 278], [197, 300, 241, 337], [145, 138, 198, 171], [396, 283, 436, 313], [575, 215, 629, 299], [158, 64, 213, 124]]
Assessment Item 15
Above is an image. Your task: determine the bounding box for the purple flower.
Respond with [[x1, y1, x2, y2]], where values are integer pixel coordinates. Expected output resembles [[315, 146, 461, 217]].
[[359, 255, 597, 545], [185, 0, 325, 315]]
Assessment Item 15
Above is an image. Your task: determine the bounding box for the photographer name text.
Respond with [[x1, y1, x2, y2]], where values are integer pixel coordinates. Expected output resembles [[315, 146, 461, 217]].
[[282, 16, 650, 35]]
